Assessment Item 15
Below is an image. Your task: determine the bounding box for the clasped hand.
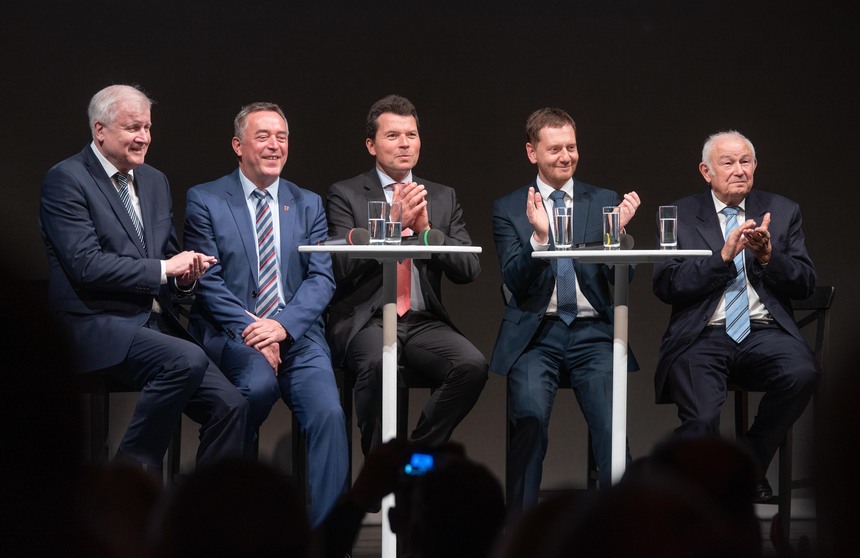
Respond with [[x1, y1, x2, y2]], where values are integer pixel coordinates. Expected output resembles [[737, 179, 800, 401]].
[[243, 312, 287, 373], [166, 251, 217, 287], [722, 212, 772, 265], [393, 182, 429, 232]]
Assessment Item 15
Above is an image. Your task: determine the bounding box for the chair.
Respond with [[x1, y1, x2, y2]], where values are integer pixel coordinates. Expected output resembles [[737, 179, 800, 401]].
[[730, 284, 834, 535], [500, 284, 599, 493], [76, 372, 182, 481]]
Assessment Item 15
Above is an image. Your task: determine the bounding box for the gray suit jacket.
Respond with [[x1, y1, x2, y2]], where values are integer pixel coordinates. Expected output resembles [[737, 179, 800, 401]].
[[324, 169, 480, 364]]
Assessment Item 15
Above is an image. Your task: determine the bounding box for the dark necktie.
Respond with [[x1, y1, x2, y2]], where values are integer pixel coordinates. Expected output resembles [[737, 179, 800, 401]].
[[722, 206, 750, 343], [114, 172, 146, 254], [549, 190, 577, 325], [253, 189, 281, 318]]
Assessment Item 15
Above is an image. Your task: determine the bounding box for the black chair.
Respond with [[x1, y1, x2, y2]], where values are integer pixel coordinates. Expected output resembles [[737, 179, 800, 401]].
[[501, 284, 599, 493], [730, 285, 834, 536], [76, 372, 182, 481]]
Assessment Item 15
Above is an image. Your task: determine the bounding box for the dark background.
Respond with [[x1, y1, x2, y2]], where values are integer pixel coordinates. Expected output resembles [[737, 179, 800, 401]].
[[3, 1, 856, 488]]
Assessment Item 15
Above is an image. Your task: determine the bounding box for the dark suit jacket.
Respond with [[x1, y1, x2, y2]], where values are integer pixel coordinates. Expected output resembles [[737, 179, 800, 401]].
[[490, 180, 635, 376], [325, 169, 480, 365], [183, 170, 335, 361], [40, 145, 186, 372], [651, 188, 816, 403]]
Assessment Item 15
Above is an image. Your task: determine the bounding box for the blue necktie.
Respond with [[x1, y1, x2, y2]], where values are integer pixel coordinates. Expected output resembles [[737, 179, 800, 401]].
[[549, 190, 577, 325], [114, 173, 147, 254], [253, 189, 282, 318], [722, 206, 750, 343]]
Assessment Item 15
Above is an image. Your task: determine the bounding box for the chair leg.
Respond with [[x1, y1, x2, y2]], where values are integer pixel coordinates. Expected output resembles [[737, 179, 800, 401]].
[[90, 389, 109, 463], [586, 432, 598, 490], [778, 428, 793, 538], [166, 418, 182, 481], [292, 415, 308, 505]]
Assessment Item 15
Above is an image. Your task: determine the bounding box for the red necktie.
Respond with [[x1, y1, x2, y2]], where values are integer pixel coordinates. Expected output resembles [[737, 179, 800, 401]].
[[397, 227, 412, 316]]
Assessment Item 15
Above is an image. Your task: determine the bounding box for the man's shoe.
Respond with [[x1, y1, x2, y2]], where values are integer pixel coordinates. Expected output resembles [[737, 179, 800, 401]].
[[754, 477, 773, 502]]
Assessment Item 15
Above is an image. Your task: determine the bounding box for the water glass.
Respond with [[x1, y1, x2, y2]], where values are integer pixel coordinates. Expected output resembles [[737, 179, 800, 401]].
[[367, 201, 387, 245], [659, 205, 677, 249], [603, 206, 620, 250], [553, 206, 573, 249], [385, 201, 403, 245]]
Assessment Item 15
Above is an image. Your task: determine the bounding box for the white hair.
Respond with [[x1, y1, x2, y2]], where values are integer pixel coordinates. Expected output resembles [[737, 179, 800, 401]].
[[701, 130, 756, 175]]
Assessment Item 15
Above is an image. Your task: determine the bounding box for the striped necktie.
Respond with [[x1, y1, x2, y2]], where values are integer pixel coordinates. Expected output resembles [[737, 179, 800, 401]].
[[114, 173, 146, 254], [722, 206, 750, 343], [549, 190, 577, 325], [252, 189, 281, 318]]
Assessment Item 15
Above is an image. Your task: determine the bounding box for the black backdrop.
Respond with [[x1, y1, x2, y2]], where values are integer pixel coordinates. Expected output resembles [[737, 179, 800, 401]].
[[3, 1, 856, 486]]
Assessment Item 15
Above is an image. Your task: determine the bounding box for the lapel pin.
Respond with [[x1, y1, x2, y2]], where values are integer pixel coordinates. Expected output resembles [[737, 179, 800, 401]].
[[283, 205, 289, 212]]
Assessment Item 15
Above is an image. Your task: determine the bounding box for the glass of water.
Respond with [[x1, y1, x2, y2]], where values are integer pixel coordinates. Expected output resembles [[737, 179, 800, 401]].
[[659, 205, 677, 249], [553, 206, 573, 249], [367, 201, 387, 245], [603, 206, 620, 250], [385, 201, 402, 245]]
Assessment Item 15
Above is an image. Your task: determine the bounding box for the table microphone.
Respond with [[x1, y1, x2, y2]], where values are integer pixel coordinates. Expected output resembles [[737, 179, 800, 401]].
[[318, 228, 371, 245], [401, 229, 444, 246]]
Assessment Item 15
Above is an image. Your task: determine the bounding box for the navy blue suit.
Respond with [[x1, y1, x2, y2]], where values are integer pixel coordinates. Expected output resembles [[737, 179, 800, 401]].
[[40, 145, 248, 468], [652, 188, 818, 474], [183, 170, 348, 525], [491, 180, 636, 515]]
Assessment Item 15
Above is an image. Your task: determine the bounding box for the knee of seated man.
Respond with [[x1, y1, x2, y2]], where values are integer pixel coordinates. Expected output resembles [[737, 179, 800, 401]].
[[165, 343, 210, 383]]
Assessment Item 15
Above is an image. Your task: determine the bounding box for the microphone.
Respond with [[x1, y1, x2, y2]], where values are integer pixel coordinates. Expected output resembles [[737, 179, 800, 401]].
[[620, 233, 635, 250], [318, 228, 371, 245], [401, 229, 445, 246]]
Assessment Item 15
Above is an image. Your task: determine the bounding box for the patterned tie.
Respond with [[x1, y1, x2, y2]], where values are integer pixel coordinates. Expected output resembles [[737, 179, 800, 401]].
[[252, 189, 281, 318], [549, 190, 577, 325], [722, 206, 750, 343], [114, 173, 146, 254]]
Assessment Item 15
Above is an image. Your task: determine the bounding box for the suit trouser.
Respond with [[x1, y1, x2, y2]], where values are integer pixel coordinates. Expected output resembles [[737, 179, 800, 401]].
[[667, 323, 818, 474], [110, 314, 249, 468], [347, 311, 488, 456], [506, 317, 629, 517], [218, 336, 349, 526]]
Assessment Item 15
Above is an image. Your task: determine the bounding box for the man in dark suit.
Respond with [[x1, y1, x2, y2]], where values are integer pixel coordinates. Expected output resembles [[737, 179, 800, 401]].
[[39, 84, 248, 472], [183, 102, 348, 525], [326, 94, 487, 458], [491, 108, 640, 516], [652, 130, 818, 500]]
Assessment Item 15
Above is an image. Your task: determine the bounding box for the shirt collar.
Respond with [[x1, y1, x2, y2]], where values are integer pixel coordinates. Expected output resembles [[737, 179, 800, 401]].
[[376, 168, 413, 190], [536, 175, 574, 203], [710, 190, 746, 214], [240, 170, 279, 201], [90, 141, 135, 182]]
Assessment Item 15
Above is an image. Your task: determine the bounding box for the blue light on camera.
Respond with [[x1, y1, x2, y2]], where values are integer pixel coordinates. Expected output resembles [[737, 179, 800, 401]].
[[404, 452, 435, 475]]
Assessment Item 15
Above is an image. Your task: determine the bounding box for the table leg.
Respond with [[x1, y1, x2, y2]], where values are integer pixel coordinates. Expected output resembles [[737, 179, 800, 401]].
[[381, 258, 398, 558], [611, 263, 629, 484]]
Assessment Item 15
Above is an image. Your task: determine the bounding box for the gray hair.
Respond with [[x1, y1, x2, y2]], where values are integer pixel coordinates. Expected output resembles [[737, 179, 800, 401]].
[[701, 130, 756, 175], [234, 102, 289, 138], [87, 85, 153, 138]]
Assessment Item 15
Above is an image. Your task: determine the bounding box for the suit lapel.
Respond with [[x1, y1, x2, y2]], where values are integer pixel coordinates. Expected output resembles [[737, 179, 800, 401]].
[[694, 191, 725, 253], [225, 171, 260, 282], [277, 180, 296, 273], [135, 168, 157, 256], [571, 180, 590, 245], [84, 149, 147, 257]]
